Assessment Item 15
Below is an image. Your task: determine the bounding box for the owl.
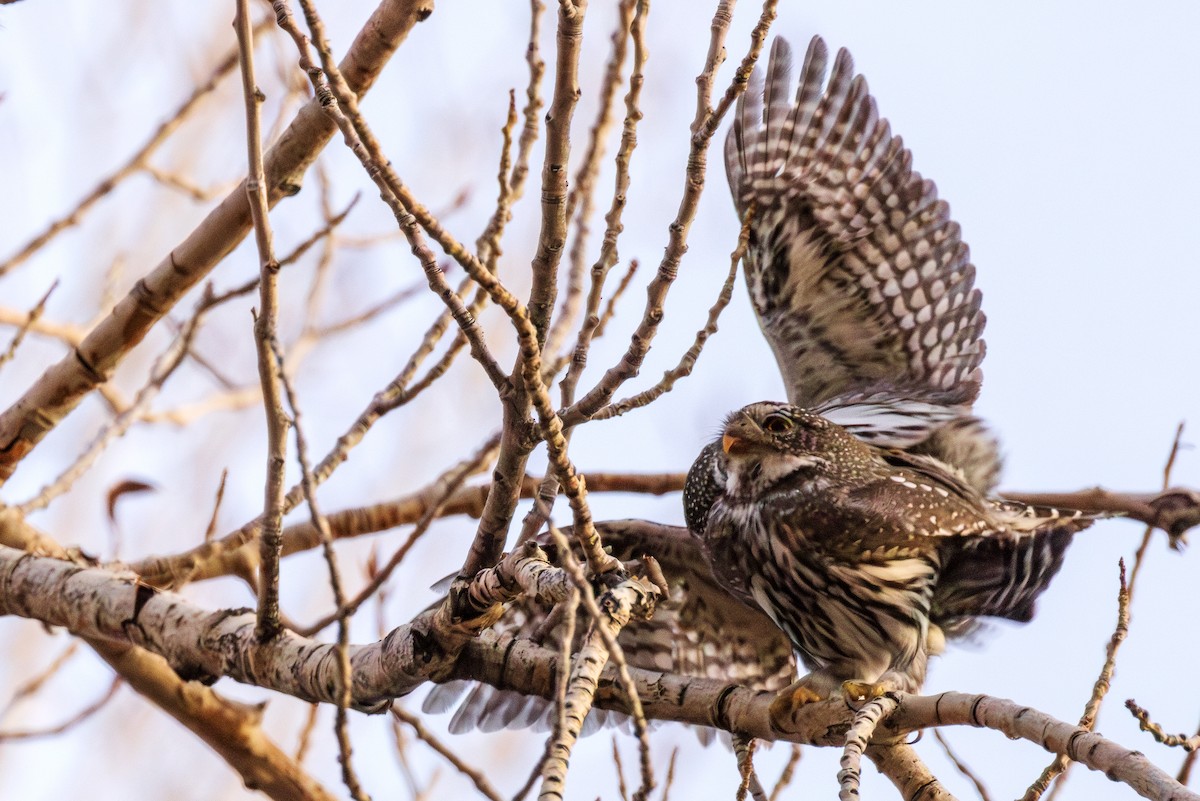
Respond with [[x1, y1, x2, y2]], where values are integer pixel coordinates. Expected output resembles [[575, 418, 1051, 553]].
[[687, 36, 1098, 714], [687, 403, 1093, 718], [431, 33, 1074, 735]]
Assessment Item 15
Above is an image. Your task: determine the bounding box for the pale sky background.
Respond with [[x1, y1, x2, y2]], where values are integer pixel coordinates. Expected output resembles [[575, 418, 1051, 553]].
[[0, 2, 1198, 800]]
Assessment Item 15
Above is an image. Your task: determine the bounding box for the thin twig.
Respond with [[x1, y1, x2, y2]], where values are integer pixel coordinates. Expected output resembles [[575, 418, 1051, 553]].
[[510, 0, 547, 194], [0, 19, 271, 277], [295, 438, 497, 637], [17, 301, 208, 514], [294, 703, 319, 764], [1025, 425, 1185, 799], [562, 0, 775, 426], [1126, 701, 1200, 752], [141, 163, 238, 202], [201, 470, 230, 543], [0, 281, 57, 371], [237, 0, 289, 645], [0, 306, 86, 348], [933, 730, 993, 801], [660, 747, 679, 801], [1177, 716, 1200, 785], [0, 641, 80, 721], [0, 676, 121, 742], [278, 0, 511, 392], [613, 737, 631, 801], [391, 705, 505, 801], [207, 195, 358, 309], [1023, 560, 1131, 801], [0, 0, 433, 489], [273, 334, 369, 801], [593, 213, 746, 421], [768, 745, 802, 801]]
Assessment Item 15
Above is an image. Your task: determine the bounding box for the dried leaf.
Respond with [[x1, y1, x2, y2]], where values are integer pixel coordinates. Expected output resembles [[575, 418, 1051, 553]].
[[105, 479, 156, 523]]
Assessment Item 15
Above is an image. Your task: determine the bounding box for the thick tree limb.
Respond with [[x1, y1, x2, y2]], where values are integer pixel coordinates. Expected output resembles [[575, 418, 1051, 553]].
[[458, 636, 1198, 801], [867, 743, 957, 801], [0, 542, 565, 712], [3, 542, 1192, 801], [91, 639, 338, 801]]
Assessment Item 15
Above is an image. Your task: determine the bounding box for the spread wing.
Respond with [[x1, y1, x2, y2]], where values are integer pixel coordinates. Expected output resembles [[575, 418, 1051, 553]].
[[725, 36, 986, 410], [424, 521, 795, 737]]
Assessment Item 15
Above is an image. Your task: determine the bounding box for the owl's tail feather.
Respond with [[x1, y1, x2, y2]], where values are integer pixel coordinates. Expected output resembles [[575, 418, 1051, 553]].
[[934, 512, 1100, 630]]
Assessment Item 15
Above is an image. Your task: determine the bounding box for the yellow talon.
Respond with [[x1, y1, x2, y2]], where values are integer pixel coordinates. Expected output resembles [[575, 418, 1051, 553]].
[[841, 680, 887, 707], [769, 681, 825, 732]]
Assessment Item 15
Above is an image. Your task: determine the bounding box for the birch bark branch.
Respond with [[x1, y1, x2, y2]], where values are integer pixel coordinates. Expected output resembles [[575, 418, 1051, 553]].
[[2, 543, 1194, 801]]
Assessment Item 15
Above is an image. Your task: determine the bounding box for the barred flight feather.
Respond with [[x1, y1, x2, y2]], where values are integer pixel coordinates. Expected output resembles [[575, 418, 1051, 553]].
[[424, 521, 795, 741], [726, 36, 998, 491]]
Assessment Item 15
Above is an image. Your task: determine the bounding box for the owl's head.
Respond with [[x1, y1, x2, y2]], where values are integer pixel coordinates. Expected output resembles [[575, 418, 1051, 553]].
[[718, 402, 867, 497]]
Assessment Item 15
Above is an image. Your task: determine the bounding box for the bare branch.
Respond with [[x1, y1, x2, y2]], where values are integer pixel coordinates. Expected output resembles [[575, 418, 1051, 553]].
[[237, 0, 289, 644], [838, 695, 901, 801], [92, 640, 338, 801], [0, 675, 121, 742], [544, 0, 638, 359], [17, 299, 207, 514], [0, 280, 57, 371], [1127, 700, 1200, 753], [734, 735, 766, 801], [933, 730, 992, 801], [0, 641, 80, 722], [768, 745, 802, 801], [296, 438, 496, 637], [274, 329, 368, 799], [1022, 560, 1130, 800], [0, 0, 434, 487], [867, 743, 957, 801], [591, 213, 745, 421], [390, 705, 505, 801], [511, 0, 547, 195], [563, 0, 774, 425], [1002, 486, 1200, 544], [0, 19, 271, 277], [535, 547, 659, 801], [3, 544, 1198, 801]]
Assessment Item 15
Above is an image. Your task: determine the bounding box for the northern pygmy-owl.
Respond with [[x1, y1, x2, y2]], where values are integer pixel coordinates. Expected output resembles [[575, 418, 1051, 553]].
[[679, 34, 1084, 716], [687, 403, 1092, 717]]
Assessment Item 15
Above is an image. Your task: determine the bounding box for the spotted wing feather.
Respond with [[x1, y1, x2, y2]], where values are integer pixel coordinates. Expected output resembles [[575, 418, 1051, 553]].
[[424, 521, 795, 736], [725, 36, 986, 410]]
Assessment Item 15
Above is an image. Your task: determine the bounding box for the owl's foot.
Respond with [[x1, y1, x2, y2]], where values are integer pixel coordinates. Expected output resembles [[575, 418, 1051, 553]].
[[841, 680, 888, 708], [768, 678, 826, 734]]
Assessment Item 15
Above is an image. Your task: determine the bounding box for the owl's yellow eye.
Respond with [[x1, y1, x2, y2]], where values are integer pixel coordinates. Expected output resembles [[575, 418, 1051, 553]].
[[762, 413, 793, 434]]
